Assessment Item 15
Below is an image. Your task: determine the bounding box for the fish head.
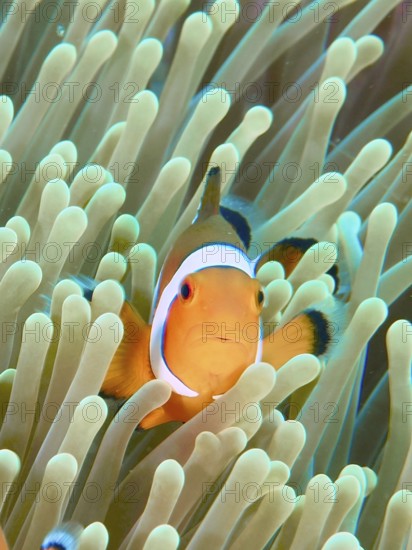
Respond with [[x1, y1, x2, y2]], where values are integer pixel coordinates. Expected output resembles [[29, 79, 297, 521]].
[[162, 266, 264, 396]]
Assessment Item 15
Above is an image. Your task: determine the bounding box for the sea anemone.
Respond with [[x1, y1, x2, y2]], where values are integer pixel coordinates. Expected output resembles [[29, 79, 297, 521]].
[[0, 0, 411, 548]]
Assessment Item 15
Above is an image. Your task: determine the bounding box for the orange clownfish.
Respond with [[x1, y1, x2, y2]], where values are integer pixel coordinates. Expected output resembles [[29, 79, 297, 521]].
[[98, 167, 337, 429]]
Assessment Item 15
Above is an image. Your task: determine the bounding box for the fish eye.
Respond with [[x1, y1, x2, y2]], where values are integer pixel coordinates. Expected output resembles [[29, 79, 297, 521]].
[[257, 289, 265, 306], [180, 280, 193, 300]]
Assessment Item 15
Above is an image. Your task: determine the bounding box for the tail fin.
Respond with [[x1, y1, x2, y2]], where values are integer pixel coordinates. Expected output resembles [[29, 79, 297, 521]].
[[39, 276, 97, 315], [70, 275, 98, 301]]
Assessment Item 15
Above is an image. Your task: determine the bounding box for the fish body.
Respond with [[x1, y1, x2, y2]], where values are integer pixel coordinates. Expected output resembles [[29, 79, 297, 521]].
[[100, 167, 337, 428]]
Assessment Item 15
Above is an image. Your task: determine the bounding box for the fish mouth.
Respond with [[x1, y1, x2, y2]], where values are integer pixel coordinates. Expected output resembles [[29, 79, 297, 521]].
[[191, 336, 244, 346], [210, 336, 236, 343], [187, 323, 254, 349]]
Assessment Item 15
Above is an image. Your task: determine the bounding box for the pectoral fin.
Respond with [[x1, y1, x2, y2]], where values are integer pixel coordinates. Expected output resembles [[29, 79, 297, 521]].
[[262, 310, 331, 369], [262, 310, 330, 419], [139, 392, 210, 429], [0, 526, 9, 550], [256, 237, 339, 291], [101, 301, 153, 399], [139, 406, 178, 430]]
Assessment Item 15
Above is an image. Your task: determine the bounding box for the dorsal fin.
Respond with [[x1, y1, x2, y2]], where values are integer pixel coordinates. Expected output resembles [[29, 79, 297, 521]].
[[153, 166, 248, 307], [220, 205, 252, 249], [195, 167, 252, 247], [255, 237, 340, 293], [195, 166, 221, 221]]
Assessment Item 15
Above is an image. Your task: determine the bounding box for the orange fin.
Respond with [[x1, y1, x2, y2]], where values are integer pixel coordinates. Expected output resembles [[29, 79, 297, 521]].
[[256, 238, 339, 291], [140, 392, 211, 429], [101, 301, 153, 399], [262, 310, 332, 369], [139, 405, 177, 430], [0, 525, 9, 550]]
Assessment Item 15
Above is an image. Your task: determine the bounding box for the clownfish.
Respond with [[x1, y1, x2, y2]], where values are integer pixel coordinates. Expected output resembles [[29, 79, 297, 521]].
[[97, 166, 338, 429], [0, 522, 81, 550]]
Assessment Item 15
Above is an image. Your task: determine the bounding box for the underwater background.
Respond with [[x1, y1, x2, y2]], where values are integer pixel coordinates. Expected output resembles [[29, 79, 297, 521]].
[[0, 0, 411, 548]]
